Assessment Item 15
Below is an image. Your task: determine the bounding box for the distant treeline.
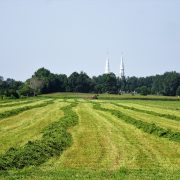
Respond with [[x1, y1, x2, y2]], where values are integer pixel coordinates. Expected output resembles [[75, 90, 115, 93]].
[[0, 68, 180, 98]]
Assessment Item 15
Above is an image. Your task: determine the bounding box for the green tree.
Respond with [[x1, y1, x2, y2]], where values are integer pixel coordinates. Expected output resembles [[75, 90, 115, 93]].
[[176, 86, 180, 96], [3, 78, 22, 98], [93, 73, 118, 94], [68, 72, 79, 92], [35, 67, 51, 78], [68, 72, 93, 93], [29, 76, 44, 96], [19, 83, 33, 96], [162, 72, 180, 96], [151, 75, 163, 95], [0, 76, 4, 97], [125, 76, 138, 92], [137, 86, 149, 96]]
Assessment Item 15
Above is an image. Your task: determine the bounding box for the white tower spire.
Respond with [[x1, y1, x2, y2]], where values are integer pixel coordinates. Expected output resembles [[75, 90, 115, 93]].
[[105, 53, 110, 74], [120, 55, 125, 78]]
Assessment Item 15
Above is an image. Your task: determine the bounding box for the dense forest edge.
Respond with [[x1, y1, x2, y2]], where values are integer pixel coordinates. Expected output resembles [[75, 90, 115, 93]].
[[0, 67, 180, 99]]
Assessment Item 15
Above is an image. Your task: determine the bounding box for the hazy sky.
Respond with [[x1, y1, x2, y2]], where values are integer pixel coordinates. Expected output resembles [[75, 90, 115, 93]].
[[0, 0, 180, 81]]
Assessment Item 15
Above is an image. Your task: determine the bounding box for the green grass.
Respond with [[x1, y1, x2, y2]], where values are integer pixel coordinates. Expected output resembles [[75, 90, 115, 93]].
[[94, 103, 180, 142], [0, 102, 78, 170], [41, 92, 180, 101], [0, 101, 67, 154], [0, 93, 180, 179], [116, 101, 180, 117], [0, 99, 49, 113], [1, 168, 180, 180], [122, 100, 180, 111], [105, 103, 180, 132], [0, 100, 54, 119]]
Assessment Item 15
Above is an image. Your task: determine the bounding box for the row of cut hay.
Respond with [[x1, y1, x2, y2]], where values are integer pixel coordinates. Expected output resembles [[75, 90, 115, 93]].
[[0, 98, 35, 104], [125, 100, 180, 111], [0, 100, 38, 108], [93, 103, 180, 143], [0, 96, 49, 105], [113, 103, 180, 122], [0, 101, 67, 155], [0, 100, 54, 120], [0, 98, 53, 110], [105, 103, 180, 132], [0, 102, 78, 170]]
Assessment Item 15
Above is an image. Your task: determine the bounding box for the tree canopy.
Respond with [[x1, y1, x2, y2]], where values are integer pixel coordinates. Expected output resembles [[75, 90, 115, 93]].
[[0, 68, 180, 98]]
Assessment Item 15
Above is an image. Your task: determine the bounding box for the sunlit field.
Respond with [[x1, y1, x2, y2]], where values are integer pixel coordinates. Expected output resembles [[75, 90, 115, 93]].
[[0, 93, 180, 179]]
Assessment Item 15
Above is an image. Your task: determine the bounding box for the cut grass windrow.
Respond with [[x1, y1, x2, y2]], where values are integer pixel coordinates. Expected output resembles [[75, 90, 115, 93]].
[[113, 103, 180, 122], [0, 100, 35, 108], [93, 103, 180, 143], [0, 102, 78, 170], [0, 100, 54, 120]]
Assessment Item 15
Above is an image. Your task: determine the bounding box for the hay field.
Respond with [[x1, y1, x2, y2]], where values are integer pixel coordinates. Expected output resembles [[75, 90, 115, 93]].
[[0, 94, 180, 179]]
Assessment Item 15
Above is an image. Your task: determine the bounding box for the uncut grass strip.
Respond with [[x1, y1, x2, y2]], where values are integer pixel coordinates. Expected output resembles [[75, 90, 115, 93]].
[[113, 103, 180, 122], [93, 103, 180, 143], [0, 102, 79, 171], [0, 100, 54, 120]]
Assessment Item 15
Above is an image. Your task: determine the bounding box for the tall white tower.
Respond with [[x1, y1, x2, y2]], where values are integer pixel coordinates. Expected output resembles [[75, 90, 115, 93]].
[[105, 54, 110, 74], [120, 55, 125, 78]]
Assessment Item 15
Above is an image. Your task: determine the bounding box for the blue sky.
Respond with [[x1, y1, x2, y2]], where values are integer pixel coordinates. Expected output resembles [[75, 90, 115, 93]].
[[0, 0, 180, 81]]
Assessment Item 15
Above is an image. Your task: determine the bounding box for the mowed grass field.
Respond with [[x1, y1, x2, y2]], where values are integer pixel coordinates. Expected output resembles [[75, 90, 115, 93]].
[[0, 93, 180, 179]]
